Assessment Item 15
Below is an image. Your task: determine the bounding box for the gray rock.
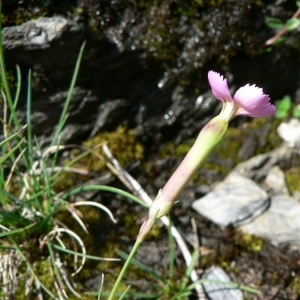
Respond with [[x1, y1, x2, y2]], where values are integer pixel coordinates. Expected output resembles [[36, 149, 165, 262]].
[[202, 266, 243, 300], [234, 144, 293, 181], [240, 194, 300, 249], [85, 274, 103, 290], [293, 191, 300, 202], [192, 172, 269, 227], [18, 88, 99, 144], [2, 17, 83, 51], [264, 166, 289, 195], [277, 118, 300, 148], [193, 166, 300, 249], [90, 99, 130, 137]]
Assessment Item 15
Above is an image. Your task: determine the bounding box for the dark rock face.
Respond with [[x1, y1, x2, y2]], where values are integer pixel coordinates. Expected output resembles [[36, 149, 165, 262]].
[[2, 1, 300, 145]]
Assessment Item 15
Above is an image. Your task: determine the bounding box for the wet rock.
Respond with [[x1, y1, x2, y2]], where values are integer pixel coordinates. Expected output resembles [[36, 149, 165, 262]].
[[60, 123, 92, 143], [3, 17, 82, 49], [277, 118, 300, 148], [3, 17, 84, 69], [192, 172, 270, 227], [90, 99, 130, 136], [202, 266, 243, 300], [237, 123, 272, 160], [2, 3, 300, 149], [14, 87, 99, 144], [237, 133, 257, 161]]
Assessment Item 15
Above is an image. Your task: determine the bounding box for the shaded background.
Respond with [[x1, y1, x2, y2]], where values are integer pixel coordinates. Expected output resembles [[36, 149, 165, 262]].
[[2, 0, 300, 145]]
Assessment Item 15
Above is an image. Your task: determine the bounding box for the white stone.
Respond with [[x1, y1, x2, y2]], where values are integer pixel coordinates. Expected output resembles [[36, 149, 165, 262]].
[[265, 166, 289, 195], [202, 266, 243, 300], [192, 172, 269, 227], [277, 118, 300, 148], [240, 194, 300, 249]]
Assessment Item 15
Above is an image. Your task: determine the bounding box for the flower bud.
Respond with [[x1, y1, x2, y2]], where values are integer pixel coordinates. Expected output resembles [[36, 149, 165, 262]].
[[149, 116, 228, 219]]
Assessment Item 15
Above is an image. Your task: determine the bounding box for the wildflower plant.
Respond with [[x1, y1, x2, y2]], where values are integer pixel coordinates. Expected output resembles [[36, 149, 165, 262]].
[[0, 2, 276, 298], [108, 71, 276, 298]]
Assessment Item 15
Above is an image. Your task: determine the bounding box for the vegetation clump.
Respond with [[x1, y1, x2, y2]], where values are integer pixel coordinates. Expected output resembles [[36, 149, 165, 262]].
[[83, 125, 144, 172]]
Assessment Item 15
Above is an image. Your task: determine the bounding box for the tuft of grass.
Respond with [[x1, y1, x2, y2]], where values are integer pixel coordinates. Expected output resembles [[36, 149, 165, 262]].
[[0, 8, 128, 297]]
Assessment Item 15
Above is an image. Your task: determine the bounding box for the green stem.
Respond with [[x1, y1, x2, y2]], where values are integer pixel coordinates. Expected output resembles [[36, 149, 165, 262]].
[[109, 213, 158, 299], [0, 3, 20, 129], [168, 214, 174, 281], [108, 239, 142, 300]]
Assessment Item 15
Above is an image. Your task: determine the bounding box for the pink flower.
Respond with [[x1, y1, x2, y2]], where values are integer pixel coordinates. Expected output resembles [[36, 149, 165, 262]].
[[208, 71, 276, 122]]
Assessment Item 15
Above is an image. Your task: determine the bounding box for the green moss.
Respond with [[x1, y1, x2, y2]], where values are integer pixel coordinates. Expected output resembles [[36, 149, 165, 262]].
[[285, 166, 300, 194], [213, 127, 242, 163], [289, 277, 300, 296], [135, 0, 264, 64], [1, 0, 262, 66], [3, 6, 47, 27], [234, 231, 265, 252], [160, 139, 193, 158], [54, 126, 144, 191], [83, 125, 144, 172]]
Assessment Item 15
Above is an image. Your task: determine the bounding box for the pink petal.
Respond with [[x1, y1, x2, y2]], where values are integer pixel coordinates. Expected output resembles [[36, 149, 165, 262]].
[[233, 84, 276, 117], [208, 71, 232, 102]]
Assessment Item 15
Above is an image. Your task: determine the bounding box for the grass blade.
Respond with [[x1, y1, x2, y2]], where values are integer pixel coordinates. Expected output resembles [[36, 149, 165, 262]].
[[168, 214, 175, 280], [60, 185, 149, 208], [116, 249, 167, 284], [52, 42, 86, 146]]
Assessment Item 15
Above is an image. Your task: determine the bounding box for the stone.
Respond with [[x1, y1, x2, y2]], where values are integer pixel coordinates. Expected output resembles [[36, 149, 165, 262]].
[[293, 191, 300, 202], [90, 99, 130, 137], [202, 266, 243, 300], [17, 88, 99, 144], [192, 172, 269, 227], [239, 194, 300, 249], [2, 17, 83, 51], [277, 118, 300, 148], [264, 166, 289, 195], [193, 168, 300, 249], [234, 144, 293, 181]]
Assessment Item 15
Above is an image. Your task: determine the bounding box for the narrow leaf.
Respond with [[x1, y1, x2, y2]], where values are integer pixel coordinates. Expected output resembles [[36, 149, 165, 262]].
[[265, 17, 284, 30]]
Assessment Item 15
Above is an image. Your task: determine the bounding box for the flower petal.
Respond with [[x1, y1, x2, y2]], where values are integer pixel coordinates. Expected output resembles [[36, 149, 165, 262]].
[[233, 84, 276, 117], [208, 71, 232, 102]]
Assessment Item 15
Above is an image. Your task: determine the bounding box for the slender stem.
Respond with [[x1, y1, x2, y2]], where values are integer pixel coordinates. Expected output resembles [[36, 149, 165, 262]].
[[108, 239, 142, 300], [265, 8, 300, 46], [168, 214, 174, 281], [26, 70, 33, 164]]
